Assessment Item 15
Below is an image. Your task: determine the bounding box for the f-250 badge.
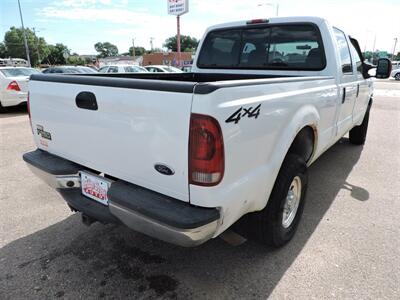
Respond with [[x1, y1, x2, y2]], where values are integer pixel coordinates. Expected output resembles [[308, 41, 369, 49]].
[[225, 104, 261, 124], [36, 125, 52, 140]]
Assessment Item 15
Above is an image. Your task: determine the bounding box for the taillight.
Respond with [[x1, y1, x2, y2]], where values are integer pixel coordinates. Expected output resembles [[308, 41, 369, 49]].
[[7, 81, 21, 91], [189, 114, 224, 186]]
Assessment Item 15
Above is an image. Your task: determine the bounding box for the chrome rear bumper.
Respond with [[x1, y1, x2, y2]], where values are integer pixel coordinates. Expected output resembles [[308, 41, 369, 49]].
[[23, 149, 220, 247]]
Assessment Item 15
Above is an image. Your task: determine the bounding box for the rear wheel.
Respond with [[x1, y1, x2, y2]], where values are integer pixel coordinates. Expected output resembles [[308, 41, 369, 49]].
[[349, 105, 371, 145], [395, 73, 400, 81], [0, 102, 7, 113], [235, 153, 308, 247]]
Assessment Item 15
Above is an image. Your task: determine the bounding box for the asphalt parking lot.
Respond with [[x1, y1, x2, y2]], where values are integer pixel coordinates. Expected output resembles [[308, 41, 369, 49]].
[[1, 80, 399, 299]]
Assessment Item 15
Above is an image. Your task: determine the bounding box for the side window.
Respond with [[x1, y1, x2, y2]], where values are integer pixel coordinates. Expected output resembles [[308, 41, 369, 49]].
[[334, 28, 353, 74], [349, 43, 362, 74]]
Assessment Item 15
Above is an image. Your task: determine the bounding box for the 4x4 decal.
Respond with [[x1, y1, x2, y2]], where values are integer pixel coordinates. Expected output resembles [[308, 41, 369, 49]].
[[225, 104, 261, 124]]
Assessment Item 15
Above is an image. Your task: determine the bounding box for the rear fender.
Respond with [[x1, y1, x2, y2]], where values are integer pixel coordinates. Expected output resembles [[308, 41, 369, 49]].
[[249, 104, 320, 213]]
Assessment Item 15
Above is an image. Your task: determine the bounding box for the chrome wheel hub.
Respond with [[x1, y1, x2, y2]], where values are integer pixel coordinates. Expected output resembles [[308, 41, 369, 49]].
[[282, 176, 302, 228]]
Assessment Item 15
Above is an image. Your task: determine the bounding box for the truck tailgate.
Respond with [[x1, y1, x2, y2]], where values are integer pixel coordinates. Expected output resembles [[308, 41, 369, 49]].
[[28, 76, 195, 202]]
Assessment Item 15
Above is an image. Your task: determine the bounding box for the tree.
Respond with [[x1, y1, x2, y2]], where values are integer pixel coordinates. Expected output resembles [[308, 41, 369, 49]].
[[0, 42, 7, 58], [3, 26, 49, 66], [67, 55, 86, 65], [94, 42, 118, 58], [163, 35, 199, 52], [128, 46, 146, 56], [43, 43, 70, 65]]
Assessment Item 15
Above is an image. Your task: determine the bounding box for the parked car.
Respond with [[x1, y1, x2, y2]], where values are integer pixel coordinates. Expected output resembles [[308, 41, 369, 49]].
[[42, 66, 98, 74], [181, 65, 192, 72], [0, 58, 29, 67], [390, 61, 400, 80], [144, 65, 183, 73], [24, 17, 391, 248], [98, 64, 148, 73], [0, 67, 40, 111]]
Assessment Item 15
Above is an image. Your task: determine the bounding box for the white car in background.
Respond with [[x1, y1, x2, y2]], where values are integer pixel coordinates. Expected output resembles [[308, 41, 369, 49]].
[[98, 65, 148, 73], [390, 61, 400, 80], [144, 65, 183, 73], [0, 67, 40, 112]]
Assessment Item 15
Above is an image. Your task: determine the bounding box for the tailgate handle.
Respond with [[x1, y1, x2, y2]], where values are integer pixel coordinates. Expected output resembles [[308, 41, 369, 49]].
[[76, 92, 98, 111]]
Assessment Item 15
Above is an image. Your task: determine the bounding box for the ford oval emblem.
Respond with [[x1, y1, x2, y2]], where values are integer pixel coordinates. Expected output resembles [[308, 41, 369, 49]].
[[154, 164, 175, 176]]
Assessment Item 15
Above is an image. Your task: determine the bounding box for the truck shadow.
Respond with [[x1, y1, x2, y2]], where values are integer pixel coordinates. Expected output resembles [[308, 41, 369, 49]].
[[0, 138, 367, 299]]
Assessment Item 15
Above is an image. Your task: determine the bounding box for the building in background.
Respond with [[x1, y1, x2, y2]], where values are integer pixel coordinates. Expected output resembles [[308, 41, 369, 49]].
[[142, 52, 193, 67]]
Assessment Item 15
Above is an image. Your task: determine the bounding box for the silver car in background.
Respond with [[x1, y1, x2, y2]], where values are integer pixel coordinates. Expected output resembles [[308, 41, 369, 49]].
[[98, 65, 148, 73]]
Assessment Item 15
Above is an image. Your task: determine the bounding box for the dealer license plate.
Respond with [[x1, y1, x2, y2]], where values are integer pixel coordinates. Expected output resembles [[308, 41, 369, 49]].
[[80, 172, 111, 206]]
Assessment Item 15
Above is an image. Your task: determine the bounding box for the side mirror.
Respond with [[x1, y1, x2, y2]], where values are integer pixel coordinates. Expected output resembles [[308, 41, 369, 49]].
[[375, 58, 392, 79]]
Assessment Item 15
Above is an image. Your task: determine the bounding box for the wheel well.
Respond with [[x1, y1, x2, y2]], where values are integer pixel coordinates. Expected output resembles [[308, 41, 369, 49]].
[[287, 126, 315, 163]]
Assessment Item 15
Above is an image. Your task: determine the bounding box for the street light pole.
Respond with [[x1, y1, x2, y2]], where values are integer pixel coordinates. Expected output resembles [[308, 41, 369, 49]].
[[392, 38, 398, 61], [372, 34, 377, 53], [132, 38, 135, 61], [150, 37, 154, 52], [33, 28, 41, 65], [17, 0, 31, 67]]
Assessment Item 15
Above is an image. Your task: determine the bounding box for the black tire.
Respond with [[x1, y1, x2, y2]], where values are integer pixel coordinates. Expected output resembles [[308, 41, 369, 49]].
[[395, 73, 400, 81], [349, 105, 371, 145], [235, 153, 308, 248], [0, 102, 7, 113]]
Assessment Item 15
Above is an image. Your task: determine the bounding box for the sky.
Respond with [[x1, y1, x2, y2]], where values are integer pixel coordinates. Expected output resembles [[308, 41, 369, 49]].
[[1, 0, 399, 55]]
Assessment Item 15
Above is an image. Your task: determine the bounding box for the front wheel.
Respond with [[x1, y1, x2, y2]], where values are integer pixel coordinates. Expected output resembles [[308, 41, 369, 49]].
[[349, 105, 371, 145], [395, 73, 400, 81], [235, 153, 308, 248]]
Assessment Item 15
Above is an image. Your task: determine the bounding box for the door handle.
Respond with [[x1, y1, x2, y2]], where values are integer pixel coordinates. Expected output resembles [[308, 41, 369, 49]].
[[76, 91, 98, 111], [356, 84, 360, 98], [342, 87, 346, 103]]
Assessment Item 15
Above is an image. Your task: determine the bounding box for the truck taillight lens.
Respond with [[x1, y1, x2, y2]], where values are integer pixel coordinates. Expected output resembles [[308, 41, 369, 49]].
[[7, 81, 21, 91], [189, 114, 224, 186]]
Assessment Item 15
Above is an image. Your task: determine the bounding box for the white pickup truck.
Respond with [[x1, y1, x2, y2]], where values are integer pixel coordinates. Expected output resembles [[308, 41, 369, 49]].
[[23, 17, 391, 247]]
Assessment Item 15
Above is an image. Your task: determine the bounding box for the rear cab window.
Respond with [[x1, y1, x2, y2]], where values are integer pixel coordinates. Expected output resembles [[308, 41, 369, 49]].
[[197, 23, 326, 71]]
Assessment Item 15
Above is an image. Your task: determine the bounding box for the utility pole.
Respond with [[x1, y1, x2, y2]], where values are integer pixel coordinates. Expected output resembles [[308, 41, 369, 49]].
[[392, 38, 398, 61], [17, 0, 31, 67], [132, 38, 135, 61], [33, 27, 41, 65]]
